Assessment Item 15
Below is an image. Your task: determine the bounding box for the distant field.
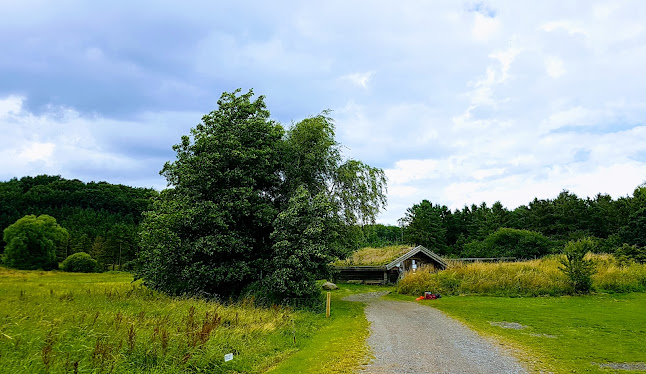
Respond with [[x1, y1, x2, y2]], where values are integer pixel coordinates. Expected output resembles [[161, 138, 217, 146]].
[[393, 293, 646, 373], [0, 268, 330, 373]]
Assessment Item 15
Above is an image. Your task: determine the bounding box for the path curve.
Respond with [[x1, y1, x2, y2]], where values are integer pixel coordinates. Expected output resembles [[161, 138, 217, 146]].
[[344, 293, 528, 374]]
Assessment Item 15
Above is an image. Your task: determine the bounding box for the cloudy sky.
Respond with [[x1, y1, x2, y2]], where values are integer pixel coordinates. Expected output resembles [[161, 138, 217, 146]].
[[2, 1, 646, 224]]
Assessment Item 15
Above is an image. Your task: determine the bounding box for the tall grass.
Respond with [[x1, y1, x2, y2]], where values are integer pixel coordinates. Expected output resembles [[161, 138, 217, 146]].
[[0, 267, 320, 373], [334, 245, 411, 266], [397, 254, 646, 297]]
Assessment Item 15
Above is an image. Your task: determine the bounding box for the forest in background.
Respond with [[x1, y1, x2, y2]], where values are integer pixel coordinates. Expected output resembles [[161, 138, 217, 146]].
[[1, 174, 645, 266], [353, 185, 646, 259], [0, 175, 157, 268]]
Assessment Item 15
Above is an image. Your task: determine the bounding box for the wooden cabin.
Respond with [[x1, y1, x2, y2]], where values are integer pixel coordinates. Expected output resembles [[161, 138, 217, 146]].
[[333, 245, 447, 285]]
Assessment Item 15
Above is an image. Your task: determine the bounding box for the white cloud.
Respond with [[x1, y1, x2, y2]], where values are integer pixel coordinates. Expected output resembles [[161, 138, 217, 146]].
[[540, 106, 593, 132], [541, 20, 587, 37], [18, 142, 55, 162], [341, 71, 375, 88], [472, 13, 500, 42], [0, 95, 196, 189], [3, 1, 646, 225], [0, 95, 23, 117], [544, 56, 565, 78]]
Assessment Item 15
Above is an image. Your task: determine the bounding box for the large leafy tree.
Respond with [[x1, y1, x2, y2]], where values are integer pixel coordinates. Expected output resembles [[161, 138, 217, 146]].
[[266, 187, 343, 298], [3, 214, 69, 270], [135, 89, 387, 299]]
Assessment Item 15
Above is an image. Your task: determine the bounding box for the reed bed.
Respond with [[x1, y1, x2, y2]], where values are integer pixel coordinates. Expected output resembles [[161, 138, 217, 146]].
[[397, 254, 646, 297], [0, 267, 317, 373]]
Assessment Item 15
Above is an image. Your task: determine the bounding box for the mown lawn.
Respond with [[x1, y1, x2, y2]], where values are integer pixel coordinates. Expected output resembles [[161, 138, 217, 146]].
[[390, 292, 646, 373]]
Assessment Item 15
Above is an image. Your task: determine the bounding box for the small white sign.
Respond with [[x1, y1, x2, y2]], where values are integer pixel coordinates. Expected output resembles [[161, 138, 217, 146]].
[[224, 353, 234, 362]]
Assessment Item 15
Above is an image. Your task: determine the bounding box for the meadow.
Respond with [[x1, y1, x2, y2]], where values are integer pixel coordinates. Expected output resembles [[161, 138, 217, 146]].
[[0, 267, 341, 373], [397, 254, 646, 296]]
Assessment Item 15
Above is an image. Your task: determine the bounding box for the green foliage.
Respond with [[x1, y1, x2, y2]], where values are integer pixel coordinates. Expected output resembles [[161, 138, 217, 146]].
[[136, 90, 285, 298], [136, 89, 387, 300], [400, 200, 447, 254], [462, 228, 554, 259], [358, 224, 404, 247], [398, 184, 646, 258], [265, 187, 343, 299], [0, 175, 155, 267], [560, 238, 596, 294], [614, 243, 646, 265], [282, 113, 387, 225], [61, 252, 99, 272], [3, 215, 68, 270], [619, 207, 646, 248]]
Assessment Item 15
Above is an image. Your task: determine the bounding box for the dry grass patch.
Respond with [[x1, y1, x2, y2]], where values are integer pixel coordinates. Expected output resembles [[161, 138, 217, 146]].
[[398, 254, 646, 296], [335, 245, 411, 266]]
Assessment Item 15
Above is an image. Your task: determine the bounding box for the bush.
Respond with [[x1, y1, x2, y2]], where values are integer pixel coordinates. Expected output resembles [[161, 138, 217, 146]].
[[614, 243, 646, 265], [3, 215, 69, 270], [61, 252, 99, 273], [463, 228, 554, 259], [560, 238, 596, 294]]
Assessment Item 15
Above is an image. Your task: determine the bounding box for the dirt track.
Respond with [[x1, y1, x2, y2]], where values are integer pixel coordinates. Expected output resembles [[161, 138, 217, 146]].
[[345, 293, 528, 374]]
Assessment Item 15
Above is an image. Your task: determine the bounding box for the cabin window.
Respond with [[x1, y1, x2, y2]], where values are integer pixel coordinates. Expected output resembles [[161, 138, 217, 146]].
[[412, 259, 417, 271]]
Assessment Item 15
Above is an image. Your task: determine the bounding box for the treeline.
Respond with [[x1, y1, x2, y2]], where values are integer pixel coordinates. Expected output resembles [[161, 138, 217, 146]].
[[0, 175, 157, 268], [359, 186, 646, 259]]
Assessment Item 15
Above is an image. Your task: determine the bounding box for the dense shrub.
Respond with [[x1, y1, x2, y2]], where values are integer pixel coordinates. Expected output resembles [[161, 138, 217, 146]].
[[463, 228, 554, 259], [61, 252, 98, 273], [560, 238, 596, 294], [614, 243, 646, 265], [3, 215, 69, 270]]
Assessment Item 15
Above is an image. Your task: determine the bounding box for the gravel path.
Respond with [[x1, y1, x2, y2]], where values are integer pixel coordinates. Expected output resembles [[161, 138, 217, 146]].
[[345, 293, 528, 374]]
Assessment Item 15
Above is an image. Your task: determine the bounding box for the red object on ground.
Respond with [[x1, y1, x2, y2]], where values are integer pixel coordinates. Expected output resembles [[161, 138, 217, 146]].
[[416, 296, 425, 300]]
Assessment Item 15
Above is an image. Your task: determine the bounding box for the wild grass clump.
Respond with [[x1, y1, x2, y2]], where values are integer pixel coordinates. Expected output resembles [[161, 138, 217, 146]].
[[0, 267, 321, 373], [593, 254, 646, 293], [335, 245, 411, 266], [397, 254, 646, 297]]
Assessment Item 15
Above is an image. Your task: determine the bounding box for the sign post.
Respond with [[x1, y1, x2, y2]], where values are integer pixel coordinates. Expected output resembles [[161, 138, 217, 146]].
[[326, 292, 331, 318]]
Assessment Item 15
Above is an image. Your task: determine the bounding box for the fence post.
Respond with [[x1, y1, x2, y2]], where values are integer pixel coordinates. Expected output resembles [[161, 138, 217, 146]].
[[326, 292, 331, 318]]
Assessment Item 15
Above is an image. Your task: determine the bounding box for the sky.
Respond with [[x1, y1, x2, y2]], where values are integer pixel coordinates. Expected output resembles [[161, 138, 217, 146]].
[[1, 1, 646, 224]]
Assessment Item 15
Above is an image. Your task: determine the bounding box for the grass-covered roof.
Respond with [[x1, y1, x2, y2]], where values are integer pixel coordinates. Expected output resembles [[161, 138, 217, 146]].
[[334, 245, 413, 267]]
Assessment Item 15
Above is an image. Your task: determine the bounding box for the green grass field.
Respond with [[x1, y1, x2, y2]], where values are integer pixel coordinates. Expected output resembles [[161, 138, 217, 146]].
[[389, 293, 646, 373], [0, 267, 335, 373], [0, 268, 383, 373]]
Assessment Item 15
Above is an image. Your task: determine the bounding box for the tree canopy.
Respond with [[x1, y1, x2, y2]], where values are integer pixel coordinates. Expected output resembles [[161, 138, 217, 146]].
[[135, 89, 387, 299], [399, 184, 646, 259], [3, 214, 68, 270], [0, 175, 156, 268]]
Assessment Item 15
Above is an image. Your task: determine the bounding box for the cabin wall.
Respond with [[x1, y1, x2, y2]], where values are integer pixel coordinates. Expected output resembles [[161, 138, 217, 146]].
[[333, 268, 400, 285]]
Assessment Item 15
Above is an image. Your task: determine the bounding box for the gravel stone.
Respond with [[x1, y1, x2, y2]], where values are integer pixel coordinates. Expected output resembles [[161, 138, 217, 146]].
[[343, 291, 391, 302], [489, 321, 528, 330], [597, 362, 646, 371], [354, 297, 528, 374]]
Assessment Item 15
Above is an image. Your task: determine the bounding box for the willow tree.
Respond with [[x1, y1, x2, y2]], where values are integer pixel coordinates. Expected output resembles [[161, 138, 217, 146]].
[[136, 89, 386, 299]]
